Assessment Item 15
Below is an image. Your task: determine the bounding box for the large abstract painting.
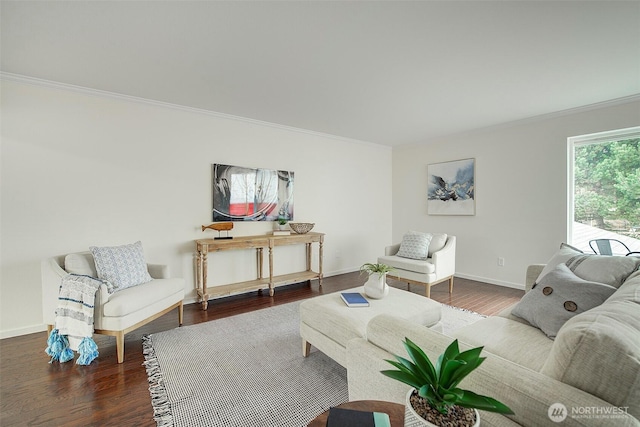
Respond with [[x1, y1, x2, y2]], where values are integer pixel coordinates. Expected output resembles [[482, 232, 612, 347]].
[[427, 158, 475, 215], [212, 164, 294, 221]]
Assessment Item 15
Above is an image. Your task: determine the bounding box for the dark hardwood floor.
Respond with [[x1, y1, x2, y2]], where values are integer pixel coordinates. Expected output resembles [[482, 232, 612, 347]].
[[0, 273, 523, 427]]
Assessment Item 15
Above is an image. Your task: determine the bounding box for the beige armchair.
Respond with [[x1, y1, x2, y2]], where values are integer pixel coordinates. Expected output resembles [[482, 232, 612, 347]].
[[378, 234, 456, 298], [42, 252, 184, 363]]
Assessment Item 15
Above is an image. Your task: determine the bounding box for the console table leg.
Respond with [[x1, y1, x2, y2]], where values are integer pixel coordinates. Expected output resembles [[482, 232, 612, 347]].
[[319, 237, 324, 287], [257, 248, 264, 295], [201, 250, 209, 310], [257, 248, 263, 279], [268, 244, 274, 296]]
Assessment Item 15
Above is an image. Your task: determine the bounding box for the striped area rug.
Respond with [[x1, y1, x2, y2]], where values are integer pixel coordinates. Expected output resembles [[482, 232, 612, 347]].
[[143, 300, 484, 426]]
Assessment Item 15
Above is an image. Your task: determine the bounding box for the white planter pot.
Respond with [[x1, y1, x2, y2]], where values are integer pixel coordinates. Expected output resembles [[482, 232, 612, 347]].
[[363, 273, 389, 299], [404, 389, 480, 427]]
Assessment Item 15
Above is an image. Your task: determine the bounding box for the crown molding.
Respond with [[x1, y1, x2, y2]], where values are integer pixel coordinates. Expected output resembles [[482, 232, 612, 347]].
[[0, 72, 389, 150], [399, 93, 640, 149]]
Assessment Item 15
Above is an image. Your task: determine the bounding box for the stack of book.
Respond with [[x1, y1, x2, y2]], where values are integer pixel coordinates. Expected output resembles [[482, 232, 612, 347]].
[[326, 407, 391, 427]]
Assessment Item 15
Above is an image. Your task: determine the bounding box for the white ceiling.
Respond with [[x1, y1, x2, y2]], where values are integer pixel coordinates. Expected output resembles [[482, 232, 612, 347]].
[[2, 1, 639, 146]]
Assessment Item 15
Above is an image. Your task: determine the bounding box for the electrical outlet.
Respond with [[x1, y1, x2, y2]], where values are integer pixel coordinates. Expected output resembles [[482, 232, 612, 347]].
[[498, 257, 505, 267]]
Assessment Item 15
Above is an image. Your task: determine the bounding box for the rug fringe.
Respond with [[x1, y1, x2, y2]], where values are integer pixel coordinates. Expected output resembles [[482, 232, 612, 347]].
[[441, 303, 486, 317], [142, 334, 173, 427]]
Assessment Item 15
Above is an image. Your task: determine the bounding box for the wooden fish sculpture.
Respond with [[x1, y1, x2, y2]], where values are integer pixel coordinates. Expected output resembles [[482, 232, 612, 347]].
[[202, 222, 234, 232], [202, 222, 234, 239]]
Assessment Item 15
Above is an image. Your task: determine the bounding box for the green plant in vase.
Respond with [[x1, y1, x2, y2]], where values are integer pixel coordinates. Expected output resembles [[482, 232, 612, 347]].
[[360, 263, 395, 299], [276, 217, 288, 230], [359, 262, 395, 277], [381, 338, 513, 426]]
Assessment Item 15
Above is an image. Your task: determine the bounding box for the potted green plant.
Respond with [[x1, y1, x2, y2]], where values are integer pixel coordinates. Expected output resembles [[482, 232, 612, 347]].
[[360, 262, 395, 299], [275, 217, 288, 230], [381, 337, 513, 427]]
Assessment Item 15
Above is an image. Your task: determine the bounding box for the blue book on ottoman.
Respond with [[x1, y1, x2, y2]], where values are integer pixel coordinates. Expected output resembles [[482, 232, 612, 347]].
[[340, 292, 370, 307]]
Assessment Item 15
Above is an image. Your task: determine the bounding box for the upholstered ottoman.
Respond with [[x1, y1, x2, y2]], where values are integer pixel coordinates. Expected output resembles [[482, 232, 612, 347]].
[[300, 286, 442, 367]]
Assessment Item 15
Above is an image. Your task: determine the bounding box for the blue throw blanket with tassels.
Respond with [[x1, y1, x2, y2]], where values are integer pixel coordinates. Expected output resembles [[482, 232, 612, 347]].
[[45, 274, 104, 365]]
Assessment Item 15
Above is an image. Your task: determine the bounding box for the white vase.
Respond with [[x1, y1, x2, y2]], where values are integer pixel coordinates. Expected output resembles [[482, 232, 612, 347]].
[[363, 273, 389, 299], [404, 390, 480, 427]]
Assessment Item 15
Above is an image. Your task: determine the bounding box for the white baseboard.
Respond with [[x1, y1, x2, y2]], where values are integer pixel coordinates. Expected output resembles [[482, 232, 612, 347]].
[[454, 272, 525, 291], [1, 324, 47, 340]]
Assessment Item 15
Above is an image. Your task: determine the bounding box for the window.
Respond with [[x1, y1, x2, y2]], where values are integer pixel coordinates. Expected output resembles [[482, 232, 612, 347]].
[[568, 126, 640, 255]]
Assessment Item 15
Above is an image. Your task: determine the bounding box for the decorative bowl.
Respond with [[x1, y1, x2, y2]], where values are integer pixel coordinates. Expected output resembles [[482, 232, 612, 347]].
[[289, 222, 315, 234]]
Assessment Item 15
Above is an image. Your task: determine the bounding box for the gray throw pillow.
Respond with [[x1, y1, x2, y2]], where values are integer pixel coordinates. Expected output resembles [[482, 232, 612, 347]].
[[535, 243, 584, 282], [565, 254, 640, 289], [537, 243, 640, 288], [512, 264, 616, 339], [397, 231, 432, 260]]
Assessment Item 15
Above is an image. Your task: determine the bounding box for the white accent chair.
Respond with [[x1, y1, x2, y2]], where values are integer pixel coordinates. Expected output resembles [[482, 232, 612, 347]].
[[378, 234, 456, 298], [42, 252, 185, 363]]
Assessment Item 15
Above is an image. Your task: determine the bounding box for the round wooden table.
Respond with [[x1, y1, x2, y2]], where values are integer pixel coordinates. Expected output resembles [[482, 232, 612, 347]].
[[307, 400, 405, 427]]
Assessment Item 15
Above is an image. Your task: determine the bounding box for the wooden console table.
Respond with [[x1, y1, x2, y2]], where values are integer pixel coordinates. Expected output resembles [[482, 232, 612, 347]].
[[195, 232, 324, 310]]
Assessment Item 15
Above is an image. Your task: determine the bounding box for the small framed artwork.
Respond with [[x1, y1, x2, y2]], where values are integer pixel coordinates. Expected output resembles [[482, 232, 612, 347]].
[[427, 158, 475, 215]]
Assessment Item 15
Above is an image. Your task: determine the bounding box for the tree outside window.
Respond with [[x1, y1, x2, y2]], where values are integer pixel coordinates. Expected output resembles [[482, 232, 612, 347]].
[[570, 127, 640, 254]]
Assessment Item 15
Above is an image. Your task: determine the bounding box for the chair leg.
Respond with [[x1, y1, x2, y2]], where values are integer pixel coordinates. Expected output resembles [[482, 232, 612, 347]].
[[302, 340, 311, 357], [116, 331, 125, 364], [425, 285, 431, 299], [178, 301, 184, 326], [449, 276, 454, 294]]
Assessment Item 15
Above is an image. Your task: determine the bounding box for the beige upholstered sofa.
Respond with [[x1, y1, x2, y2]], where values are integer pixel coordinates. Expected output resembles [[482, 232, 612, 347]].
[[42, 252, 184, 363], [347, 248, 640, 426], [378, 233, 455, 298]]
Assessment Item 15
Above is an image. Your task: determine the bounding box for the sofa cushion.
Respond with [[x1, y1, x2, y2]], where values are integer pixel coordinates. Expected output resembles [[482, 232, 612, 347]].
[[378, 255, 435, 275], [452, 316, 553, 371], [512, 264, 616, 339], [541, 298, 640, 418], [90, 241, 153, 292], [65, 253, 116, 294], [64, 253, 98, 277], [397, 231, 432, 260], [102, 278, 184, 317], [495, 304, 534, 326], [428, 233, 448, 257], [607, 269, 640, 304], [537, 243, 640, 288]]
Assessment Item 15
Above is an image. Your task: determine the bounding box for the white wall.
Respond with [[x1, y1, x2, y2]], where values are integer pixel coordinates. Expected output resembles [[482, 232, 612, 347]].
[[392, 99, 640, 289], [0, 78, 392, 338]]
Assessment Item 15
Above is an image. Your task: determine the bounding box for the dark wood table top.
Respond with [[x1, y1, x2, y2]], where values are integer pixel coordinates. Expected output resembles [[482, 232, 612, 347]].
[[307, 400, 404, 427]]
